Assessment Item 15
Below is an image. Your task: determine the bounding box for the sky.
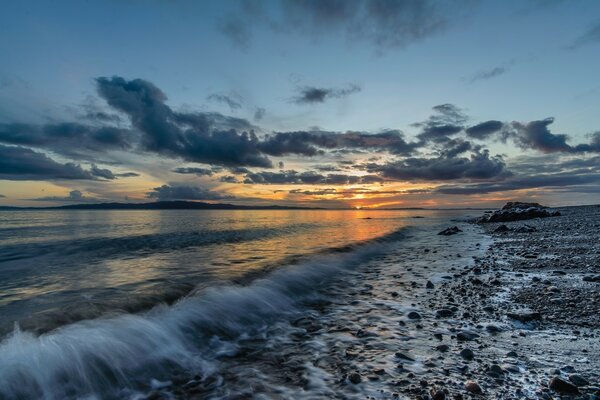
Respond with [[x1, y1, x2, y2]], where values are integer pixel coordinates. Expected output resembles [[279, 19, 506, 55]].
[[1, 0, 599, 209]]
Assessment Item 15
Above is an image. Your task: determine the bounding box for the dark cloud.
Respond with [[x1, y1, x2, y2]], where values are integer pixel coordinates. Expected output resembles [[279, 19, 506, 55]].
[[434, 171, 600, 195], [259, 129, 418, 156], [96, 76, 274, 168], [27, 190, 101, 202], [207, 93, 243, 111], [469, 67, 507, 83], [146, 184, 234, 201], [415, 104, 467, 143], [221, 0, 463, 52], [243, 170, 383, 185], [254, 107, 266, 121], [0, 145, 97, 181], [0, 194, 5, 198], [90, 164, 117, 180], [115, 172, 140, 178], [568, 20, 600, 49], [465, 120, 504, 139], [172, 167, 214, 176], [511, 117, 572, 153], [0, 122, 132, 159], [219, 175, 240, 183], [293, 84, 361, 104], [228, 166, 251, 174], [368, 150, 507, 181]]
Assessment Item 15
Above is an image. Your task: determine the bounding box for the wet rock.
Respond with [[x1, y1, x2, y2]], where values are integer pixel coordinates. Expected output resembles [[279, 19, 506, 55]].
[[460, 348, 474, 361], [407, 311, 422, 320], [568, 374, 589, 387], [436, 344, 450, 352], [426, 280, 435, 289], [506, 312, 542, 322], [456, 331, 479, 341], [485, 324, 502, 333], [430, 388, 446, 400], [395, 352, 415, 362], [436, 309, 454, 318], [493, 225, 510, 233], [348, 372, 362, 384], [583, 275, 600, 282], [548, 376, 579, 395], [464, 380, 483, 394], [438, 226, 463, 236]]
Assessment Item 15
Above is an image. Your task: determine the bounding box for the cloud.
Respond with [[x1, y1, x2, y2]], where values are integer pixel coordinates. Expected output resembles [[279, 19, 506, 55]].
[[219, 175, 239, 183], [243, 170, 383, 185], [293, 84, 361, 104], [27, 190, 102, 202], [115, 172, 140, 178], [0, 145, 97, 181], [90, 164, 117, 180], [254, 107, 266, 121], [172, 167, 214, 176], [568, 20, 600, 49], [434, 172, 600, 195], [220, 0, 465, 52], [96, 76, 274, 168], [0, 194, 5, 198], [207, 93, 243, 111], [146, 184, 234, 201], [415, 104, 468, 143], [510, 117, 573, 153], [469, 66, 508, 83], [259, 129, 418, 156], [367, 150, 508, 181], [465, 120, 504, 139], [0, 122, 132, 159]]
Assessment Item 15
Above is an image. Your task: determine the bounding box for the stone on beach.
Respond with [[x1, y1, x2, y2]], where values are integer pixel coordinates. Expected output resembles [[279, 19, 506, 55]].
[[438, 226, 462, 236]]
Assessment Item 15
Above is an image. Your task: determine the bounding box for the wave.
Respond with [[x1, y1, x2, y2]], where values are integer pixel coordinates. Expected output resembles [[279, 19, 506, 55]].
[[0, 224, 317, 263], [0, 226, 409, 399]]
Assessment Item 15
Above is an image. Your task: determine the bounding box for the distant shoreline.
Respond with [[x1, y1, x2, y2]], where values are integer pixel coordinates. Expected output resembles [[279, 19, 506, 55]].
[[0, 200, 596, 211]]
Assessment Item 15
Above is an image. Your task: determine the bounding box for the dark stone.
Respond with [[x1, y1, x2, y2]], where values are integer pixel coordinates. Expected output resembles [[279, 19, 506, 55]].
[[568, 374, 589, 387], [348, 373, 362, 384], [438, 226, 463, 236], [436, 309, 454, 318], [548, 377, 579, 394], [506, 312, 542, 322], [407, 311, 422, 320], [464, 380, 483, 394], [426, 280, 435, 289], [460, 348, 474, 360]]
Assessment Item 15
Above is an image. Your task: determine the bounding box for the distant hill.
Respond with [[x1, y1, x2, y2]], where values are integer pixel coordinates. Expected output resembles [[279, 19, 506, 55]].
[[0, 201, 323, 211]]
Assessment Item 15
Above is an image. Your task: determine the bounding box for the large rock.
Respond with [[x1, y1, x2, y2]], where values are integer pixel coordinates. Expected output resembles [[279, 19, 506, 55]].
[[438, 226, 462, 236], [548, 376, 579, 394], [477, 202, 560, 223]]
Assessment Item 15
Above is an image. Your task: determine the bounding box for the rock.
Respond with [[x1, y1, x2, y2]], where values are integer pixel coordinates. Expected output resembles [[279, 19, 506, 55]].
[[568, 374, 589, 387], [489, 364, 504, 375], [457, 331, 479, 341], [477, 202, 558, 223], [506, 312, 542, 322], [548, 376, 579, 394], [395, 352, 415, 362], [438, 226, 462, 236], [436, 309, 454, 318], [502, 201, 546, 210], [485, 324, 502, 333], [460, 348, 474, 360], [348, 372, 362, 384], [426, 280, 435, 289], [430, 389, 446, 400], [493, 224, 510, 233], [583, 275, 600, 282], [514, 225, 537, 233], [464, 380, 483, 394], [436, 344, 450, 352], [407, 311, 422, 320]]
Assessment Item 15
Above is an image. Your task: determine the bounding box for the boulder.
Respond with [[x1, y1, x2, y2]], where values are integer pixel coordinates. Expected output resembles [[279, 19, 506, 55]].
[[438, 226, 462, 236]]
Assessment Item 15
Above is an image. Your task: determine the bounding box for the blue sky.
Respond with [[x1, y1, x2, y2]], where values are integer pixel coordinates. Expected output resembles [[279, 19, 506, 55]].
[[1, 0, 599, 208]]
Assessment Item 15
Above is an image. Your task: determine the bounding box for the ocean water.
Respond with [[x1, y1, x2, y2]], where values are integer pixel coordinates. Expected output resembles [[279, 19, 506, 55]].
[[0, 209, 485, 399]]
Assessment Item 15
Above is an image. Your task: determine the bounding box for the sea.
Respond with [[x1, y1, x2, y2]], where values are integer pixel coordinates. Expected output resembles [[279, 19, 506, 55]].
[[0, 209, 487, 399]]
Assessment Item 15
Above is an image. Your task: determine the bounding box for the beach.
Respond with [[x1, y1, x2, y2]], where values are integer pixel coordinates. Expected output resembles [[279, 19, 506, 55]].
[[0, 207, 598, 399]]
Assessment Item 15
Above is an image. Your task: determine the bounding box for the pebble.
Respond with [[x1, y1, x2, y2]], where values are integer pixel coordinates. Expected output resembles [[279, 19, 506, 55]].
[[464, 380, 482, 394]]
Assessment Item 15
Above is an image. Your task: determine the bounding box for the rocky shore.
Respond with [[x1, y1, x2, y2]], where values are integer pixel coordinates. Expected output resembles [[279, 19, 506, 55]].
[[152, 205, 600, 399]]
